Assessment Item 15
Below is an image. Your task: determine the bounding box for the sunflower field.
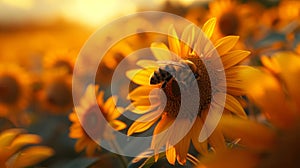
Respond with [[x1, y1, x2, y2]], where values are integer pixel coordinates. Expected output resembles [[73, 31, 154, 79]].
[[0, 0, 300, 168]]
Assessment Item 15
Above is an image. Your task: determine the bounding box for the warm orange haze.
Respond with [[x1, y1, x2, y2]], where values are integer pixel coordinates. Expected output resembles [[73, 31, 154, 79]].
[[0, 0, 299, 167]]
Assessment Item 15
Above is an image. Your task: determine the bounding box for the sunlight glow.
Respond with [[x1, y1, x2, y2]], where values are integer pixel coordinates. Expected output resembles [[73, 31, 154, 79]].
[[1, 0, 34, 10]]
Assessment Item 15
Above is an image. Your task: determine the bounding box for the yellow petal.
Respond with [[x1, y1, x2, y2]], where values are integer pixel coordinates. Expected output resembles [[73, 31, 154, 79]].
[[0, 129, 24, 147], [168, 25, 181, 56], [130, 96, 159, 106], [126, 104, 157, 114], [69, 112, 79, 122], [202, 17, 216, 39], [225, 65, 254, 78], [181, 24, 195, 58], [151, 115, 175, 154], [69, 125, 84, 139], [243, 67, 294, 129], [215, 36, 239, 56], [191, 117, 209, 155], [126, 68, 155, 85], [214, 93, 247, 119], [97, 91, 105, 106], [226, 80, 246, 92], [168, 119, 193, 146], [127, 115, 159, 135], [175, 135, 191, 165], [221, 50, 250, 69], [107, 107, 124, 121], [261, 55, 280, 74], [75, 137, 88, 153], [151, 42, 172, 61], [217, 79, 246, 96], [128, 85, 160, 100], [103, 96, 117, 114], [110, 120, 127, 131], [153, 113, 173, 135], [208, 126, 226, 152], [6, 146, 54, 168], [128, 93, 161, 114], [274, 52, 300, 110], [226, 87, 245, 96], [192, 139, 208, 156], [136, 60, 159, 69], [85, 84, 99, 105], [166, 145, 176, 165], [86, 141, 98, 156], [9, 134, 42, 155], [199, 103, 223, 143]]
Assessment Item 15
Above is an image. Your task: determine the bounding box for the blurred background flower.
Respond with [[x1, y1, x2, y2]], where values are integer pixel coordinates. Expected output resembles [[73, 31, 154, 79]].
[[0, 64, 31, 126], [197, 51, 300, 168], [0, 128, 54, 168], [69, 84, 126, 156]]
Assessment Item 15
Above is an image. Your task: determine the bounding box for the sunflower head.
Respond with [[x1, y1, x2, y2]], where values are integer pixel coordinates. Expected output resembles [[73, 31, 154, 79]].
[[209, 0, 240, 37], [69, 84, 126, 156], [245, 52, 300, 130], [185, 6, 208, 26], [43, 49, 77, 74], [96, 41, 133, 86], [0, 75, 20, 105], [127, 17, 251, 165], [209, 0, 263, 39], [38, 69, 73, 114], [0, 64, 31, 125]]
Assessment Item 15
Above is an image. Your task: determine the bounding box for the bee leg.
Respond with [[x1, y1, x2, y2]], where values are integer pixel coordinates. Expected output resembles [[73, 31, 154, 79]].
[[162, 81, 168, 88]]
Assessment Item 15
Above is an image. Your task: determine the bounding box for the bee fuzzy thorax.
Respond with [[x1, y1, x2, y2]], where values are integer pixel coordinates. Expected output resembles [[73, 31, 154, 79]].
[[150, 60, 200, 88]]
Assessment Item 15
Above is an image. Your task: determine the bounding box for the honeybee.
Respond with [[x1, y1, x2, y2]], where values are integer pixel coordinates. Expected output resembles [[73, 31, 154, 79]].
[[150, 60, 200, 88]]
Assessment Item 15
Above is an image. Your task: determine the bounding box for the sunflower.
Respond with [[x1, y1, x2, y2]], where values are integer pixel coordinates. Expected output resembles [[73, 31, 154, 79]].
[[69, 84, 126, 156], [184, 5, 208, 26], [197, 51, 300, 168], [43, 49, 77, 74], [208, 0, 263, 39], [261, 0, 300, 32], [37, 69, 73, 114], [0, 128, 54, 168], [122, 16, 159, 50], [249, 52, 300, 129], [126, 17, 251, 165], [0, 64, 31, 125], [96, 41, 133, 86]]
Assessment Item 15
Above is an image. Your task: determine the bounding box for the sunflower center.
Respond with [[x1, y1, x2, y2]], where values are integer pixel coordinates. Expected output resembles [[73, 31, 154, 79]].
[[53, 60, 73, 74], [219, 11, 239, 36], [159, 58, 212, 118], [46, 81, 72, 107], [82, 105, 106, 139], [0, 75, 20, 104]]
